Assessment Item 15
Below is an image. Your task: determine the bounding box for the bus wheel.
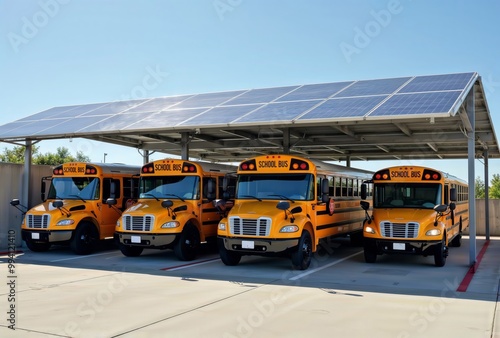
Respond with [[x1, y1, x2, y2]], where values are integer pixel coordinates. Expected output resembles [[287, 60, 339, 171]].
[[71, 222, 98, 255], [119, 244, 143, 257], [174, 224, 200, 261], [450, 221, 462, 247], [434, 236, 448, 267], [291, 230, 312, 270], [25, 238, 51, 252], [363, 240, 377, 263], [218, 239, 241, 266]]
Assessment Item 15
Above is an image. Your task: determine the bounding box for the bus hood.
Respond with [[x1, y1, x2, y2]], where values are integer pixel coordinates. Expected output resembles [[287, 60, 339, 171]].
[[123, 200, 166, 215], [231, 200, 287, 217], [29, 200, 87, 213], [374, 208, 436, 224]]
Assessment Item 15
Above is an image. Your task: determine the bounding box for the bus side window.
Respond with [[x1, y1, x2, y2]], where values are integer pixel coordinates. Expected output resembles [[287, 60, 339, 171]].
[[334, 177, 341, 197], [444, 184, 449, 204]]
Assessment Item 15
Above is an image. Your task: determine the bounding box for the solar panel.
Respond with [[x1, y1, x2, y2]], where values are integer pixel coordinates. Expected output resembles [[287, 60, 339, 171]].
[[77, 112, 155, 132], [334, 77, 411, 97], [234, 100, 321, 124], [80, 99, 149, 116], [298, 96, 388, 121], [125, 95, 194, 113], [179, 104, 263, 126], [122, 108, 209, 130], [223, 86, 298, 105], [15, 105, 82, 122], [276, 82, 354, 101], [173, 90, 246, 109], [399, 73, 475, 93], [369, 91, 462, 117], [33, 116, 111, 135]]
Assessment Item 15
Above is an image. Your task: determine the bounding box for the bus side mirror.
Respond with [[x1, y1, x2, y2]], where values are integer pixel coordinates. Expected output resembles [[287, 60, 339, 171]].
[[276, 201, 290, 210], [360, 201, 370, 211], [450, 188, 457, 202], [321, 178, 329, 203], [161, 200, 174, 209], [434, 204, 447, 213], [10, 199, 20, 207], [361, 184, 367, 200], [106, 198, 117, 206], [110, 181, 116, 199], [449, 202, 456, 211], [52, 200, 63, 209]]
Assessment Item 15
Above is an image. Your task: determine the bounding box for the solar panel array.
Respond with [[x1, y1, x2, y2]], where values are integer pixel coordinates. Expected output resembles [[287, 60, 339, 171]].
[[0, 72, 477, 139]]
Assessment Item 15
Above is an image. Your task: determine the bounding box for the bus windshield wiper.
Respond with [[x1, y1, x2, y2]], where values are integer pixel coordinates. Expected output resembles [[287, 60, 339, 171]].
[[268, 194, 295, 203], [69, 194, 86, 202], [163, 194, 185, 202], [240, 195, 262, 202], [141, 193, 159, 201]]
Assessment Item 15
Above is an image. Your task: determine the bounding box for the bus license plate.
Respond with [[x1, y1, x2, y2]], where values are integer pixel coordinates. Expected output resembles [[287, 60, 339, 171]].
[[393, 243, 405, 250], [131, 236, 141, 244], [242, 240, 254, 249], [31, 233, 40, 240]]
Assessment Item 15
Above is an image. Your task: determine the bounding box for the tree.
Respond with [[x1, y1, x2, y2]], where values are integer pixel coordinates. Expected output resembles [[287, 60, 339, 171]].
[[489, 174, 500, 199], [475, 176, 486, 198], [0, 145, 90, 165]]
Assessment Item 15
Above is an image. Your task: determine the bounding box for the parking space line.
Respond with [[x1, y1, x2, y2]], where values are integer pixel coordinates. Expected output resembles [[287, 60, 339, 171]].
[[160, 257, 220, 271], [50, 252, 118, 262], [289, 250, 363, 281]]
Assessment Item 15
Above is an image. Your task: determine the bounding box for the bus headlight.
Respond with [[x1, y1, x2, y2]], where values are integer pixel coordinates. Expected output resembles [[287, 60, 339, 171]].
[[116, 220, 121, 228], [426, 229, 441, 236], [56, 219, 74, 226], [364, 226, 375, 234], [161, 221, 180, 229], [218, 222, 226, 231], [280, 225, 299, 233]]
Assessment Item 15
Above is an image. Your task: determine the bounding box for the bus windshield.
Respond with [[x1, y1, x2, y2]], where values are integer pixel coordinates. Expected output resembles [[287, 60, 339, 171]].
[[236, 174, 314, 201], [48, 177, 100, 200], [374, 183, 441, 209], [139, 176, 200, 200]]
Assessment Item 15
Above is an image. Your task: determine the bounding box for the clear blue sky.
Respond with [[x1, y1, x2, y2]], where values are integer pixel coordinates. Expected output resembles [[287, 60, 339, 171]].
[[1, 0, 499, 182]]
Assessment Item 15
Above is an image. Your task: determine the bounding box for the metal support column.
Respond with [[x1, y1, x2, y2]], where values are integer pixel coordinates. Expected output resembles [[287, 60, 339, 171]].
[[282, 128, 290, 154], [22, 140, 32, 209], [484, 150, 490, 240], [466, 89, 476, 266], [346, 156, 351, 167], [181, 132, 189, 160], [143, 150, 150, 165]]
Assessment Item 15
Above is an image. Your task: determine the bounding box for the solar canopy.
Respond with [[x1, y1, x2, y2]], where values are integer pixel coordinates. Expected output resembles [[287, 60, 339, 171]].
[[0, 72, 498, 162]]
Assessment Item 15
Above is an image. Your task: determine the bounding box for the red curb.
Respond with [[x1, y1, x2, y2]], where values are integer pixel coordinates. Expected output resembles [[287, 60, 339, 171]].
[[457, 240, 490, 292]]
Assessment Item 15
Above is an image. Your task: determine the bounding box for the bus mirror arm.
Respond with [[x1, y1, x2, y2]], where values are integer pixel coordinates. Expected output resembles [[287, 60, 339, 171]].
[[433, 204, 448, 226], [276, 201, 298, 223], [105, 198, 122, 216], [10, 199, 28, 215], [360, 201, 372, 224]]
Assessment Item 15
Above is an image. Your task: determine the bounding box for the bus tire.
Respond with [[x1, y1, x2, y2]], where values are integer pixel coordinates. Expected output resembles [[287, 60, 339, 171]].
[[434, 236, 447, 267], [70, 222, 98, 255], [174, 223, 200, 261], [291, 230, 312, 270], [119, 244, 143, 257], [25, 238, 51, 252], [363, 240, 377, 263], [218, 239, 241, 266], [450, 220, 462, 247]]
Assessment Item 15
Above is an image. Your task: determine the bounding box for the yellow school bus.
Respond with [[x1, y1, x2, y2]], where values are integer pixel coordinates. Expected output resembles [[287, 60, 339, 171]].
[[12, 162, 140, 254], [217, 154, 373, 270], [114, 159, 236, 261], [360, 166, 469, 266]]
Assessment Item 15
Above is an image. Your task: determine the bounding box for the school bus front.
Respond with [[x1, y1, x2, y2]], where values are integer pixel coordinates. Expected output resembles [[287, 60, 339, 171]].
[[362, 166, 468, 267], [218, 155, 372, 270], [17, 162, 140, 255], [115, 159, 235, 261]]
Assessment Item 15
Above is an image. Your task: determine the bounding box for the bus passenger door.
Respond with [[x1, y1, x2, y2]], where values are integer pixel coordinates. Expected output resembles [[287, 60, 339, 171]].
[[99, 178, 121, 238], [200, 177, 220, 238]]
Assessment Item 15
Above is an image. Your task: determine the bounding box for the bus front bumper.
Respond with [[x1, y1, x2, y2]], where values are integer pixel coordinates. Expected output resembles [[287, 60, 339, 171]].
[[116, 232, 177, 248], [219, 236, 300, 254], [22, 229, 73, 243], [365, 238, 442, 255]]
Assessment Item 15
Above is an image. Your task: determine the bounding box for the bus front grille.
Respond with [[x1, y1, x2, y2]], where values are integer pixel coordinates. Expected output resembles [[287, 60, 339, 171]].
[[229, 217, 271, 236], [380, 222, 419, 238], [26, 214, 50, 229], [123, 215, 154, 232]]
